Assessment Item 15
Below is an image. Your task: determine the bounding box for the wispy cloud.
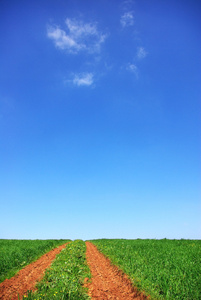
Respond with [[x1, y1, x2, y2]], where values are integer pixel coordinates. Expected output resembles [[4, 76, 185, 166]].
[[47, 26, 79, 50], [137, 47, 147, 59], [120, 12, 134, 27], [47, 18, 107, 54], [72, 73, 94, 86], [125, 48, 147, 79], [127, 63, 138, 78]]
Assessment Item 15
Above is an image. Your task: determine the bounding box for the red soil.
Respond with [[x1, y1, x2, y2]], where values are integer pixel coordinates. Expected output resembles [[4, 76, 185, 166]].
[[0, 243, 67, 300], [85, 242, 149, 300]]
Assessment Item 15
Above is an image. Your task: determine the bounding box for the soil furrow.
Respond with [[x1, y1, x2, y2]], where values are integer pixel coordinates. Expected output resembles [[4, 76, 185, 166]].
[[0, 243, 67, 300], [85, 241, 148, 300]]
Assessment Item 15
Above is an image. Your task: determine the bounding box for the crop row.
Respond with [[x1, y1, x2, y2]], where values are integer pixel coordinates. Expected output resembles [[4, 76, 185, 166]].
[[91, 239, 201, 300], [23, 240, 90, 300], [0, 239, 70, 283]]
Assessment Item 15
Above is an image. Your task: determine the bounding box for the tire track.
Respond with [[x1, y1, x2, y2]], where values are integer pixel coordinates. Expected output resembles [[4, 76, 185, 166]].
[[85, 242, 148, 300], [0, 243, 68, 300]]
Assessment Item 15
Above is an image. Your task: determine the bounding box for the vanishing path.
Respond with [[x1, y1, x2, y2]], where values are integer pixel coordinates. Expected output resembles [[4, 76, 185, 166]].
[[0, 243, 67, 300], [85, 241, 148, 300]]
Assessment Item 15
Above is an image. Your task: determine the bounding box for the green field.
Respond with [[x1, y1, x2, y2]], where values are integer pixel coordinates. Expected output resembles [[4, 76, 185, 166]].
[[1, 239, 201, 299], [0, 239, 70, 283], [91, 239, 201, 300]]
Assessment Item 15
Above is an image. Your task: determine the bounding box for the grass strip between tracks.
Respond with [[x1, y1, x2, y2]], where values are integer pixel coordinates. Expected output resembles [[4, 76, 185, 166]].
[[23, 240, 91, 300], [91, 239, 201, 300], [0, 240, 70, 283]]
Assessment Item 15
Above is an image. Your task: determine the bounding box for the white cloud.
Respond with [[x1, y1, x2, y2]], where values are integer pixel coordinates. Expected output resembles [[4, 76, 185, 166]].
[[65, 18, 97, 38], [120, 12, 134, 27], [72, 73, 94, 86], [47, 26, 80, 51], [47, 18, 106, 54], [127, 63, 138, 78], [137, 47, 147, 59]]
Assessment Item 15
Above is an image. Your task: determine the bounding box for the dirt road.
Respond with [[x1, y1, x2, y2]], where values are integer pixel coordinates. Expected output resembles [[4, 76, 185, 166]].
[[0, 241, 149, 299]]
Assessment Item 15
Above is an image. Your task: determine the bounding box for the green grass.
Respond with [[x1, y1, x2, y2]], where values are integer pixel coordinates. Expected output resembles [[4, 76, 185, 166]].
[[23, 240, 91, 300], [0, 239, 70, 283], [91, 239, 201, 300]]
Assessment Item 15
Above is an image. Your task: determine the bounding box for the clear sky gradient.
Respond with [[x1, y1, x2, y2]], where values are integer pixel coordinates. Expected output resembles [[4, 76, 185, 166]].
[[0, 0, 200, 240]]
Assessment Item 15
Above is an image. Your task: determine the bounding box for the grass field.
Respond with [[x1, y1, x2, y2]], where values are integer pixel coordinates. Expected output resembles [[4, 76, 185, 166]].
[[1, 239, 201, 299], [24, 240, 90, 300], [0, 239, 70, 283], [91, 239, 201, 299]]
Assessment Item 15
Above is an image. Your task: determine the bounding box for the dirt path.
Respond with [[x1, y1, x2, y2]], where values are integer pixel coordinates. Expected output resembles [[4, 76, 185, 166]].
[[0, 243, 68, 300], [85, 242, 148, 300]]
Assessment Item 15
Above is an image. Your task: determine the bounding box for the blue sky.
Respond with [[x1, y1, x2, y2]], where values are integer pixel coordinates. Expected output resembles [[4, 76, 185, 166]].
[[0, 0, 200, 240]]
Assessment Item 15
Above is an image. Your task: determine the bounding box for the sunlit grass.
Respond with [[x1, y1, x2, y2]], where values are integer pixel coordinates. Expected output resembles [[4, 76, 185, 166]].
[[91, 239, 201, 299], [0, 239, 70, 283]]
